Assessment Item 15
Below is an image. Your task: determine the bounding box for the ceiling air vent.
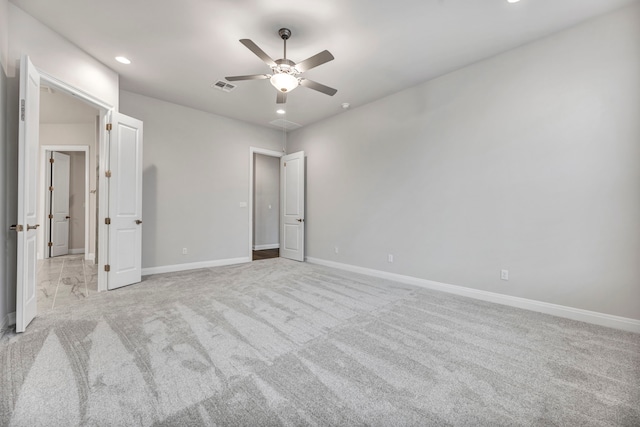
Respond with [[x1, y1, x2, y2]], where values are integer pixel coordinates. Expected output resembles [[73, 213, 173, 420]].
[[211, 80, 236, 92], [269, 119, 302, 131]]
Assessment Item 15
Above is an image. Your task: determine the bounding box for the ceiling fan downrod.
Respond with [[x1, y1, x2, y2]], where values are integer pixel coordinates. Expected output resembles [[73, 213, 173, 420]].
[[279, 28, 291, 62]]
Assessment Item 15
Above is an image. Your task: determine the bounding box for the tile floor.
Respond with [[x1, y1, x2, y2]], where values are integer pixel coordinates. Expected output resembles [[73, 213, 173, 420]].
[[37, 254, 98, 313]]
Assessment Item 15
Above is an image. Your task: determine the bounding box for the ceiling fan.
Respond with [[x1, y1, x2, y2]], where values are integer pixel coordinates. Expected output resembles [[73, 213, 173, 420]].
[[226, 28, 337, 104]]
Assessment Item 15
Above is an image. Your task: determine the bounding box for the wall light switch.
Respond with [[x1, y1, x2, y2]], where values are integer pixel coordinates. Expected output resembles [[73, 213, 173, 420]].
[[239, 202, 247, 208], [388, 254, 394, 263], [501, 269, 509, 280]]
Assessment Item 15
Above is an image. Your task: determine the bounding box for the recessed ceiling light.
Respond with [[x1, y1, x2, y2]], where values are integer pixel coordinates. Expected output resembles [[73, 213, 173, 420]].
[[115, 56, 131, 65], [276, 109, 286, 114], [507, 0, 520, 3]]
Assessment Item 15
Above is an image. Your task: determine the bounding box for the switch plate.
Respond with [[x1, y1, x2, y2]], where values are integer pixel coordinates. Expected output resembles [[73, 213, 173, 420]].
[[501, 269, 509, 280], [388, 254, 394, 263], [334, 246, 339, 254], [239, 202, 247, 208], [182, 248, 188, 255]]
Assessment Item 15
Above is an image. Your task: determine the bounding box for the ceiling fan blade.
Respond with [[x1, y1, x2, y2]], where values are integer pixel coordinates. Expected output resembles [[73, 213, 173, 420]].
[[276, 91, 287, 104], [225, 74, 270, 81], [239, 39, 277, 67], [295, 50, 334, 72], [299, 78, 337, 96]]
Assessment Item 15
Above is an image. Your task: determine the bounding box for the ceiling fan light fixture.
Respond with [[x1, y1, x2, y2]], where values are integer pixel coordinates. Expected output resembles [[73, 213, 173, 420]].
[[270, 73, 298, 93]]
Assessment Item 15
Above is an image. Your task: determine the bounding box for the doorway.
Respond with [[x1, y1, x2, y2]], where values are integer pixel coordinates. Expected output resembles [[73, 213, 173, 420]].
[[36, 84, 100, 311], [249, 148, 283, 261], [41, 148, 92, 259]]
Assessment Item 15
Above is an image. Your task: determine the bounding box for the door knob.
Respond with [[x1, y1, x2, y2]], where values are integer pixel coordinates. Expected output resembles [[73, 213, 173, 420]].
[[135, 220, 142, 225], [296, 218, 304, 223], [27, 224, 40, 230], [65, 216, 70, 219], [10, 224, 24, 232]]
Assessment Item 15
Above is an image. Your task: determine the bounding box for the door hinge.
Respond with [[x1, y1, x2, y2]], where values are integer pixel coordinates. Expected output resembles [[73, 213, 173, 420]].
[[49, 158, 54, 164], [105, 170, 112, 178], [49, 186, 54, 192], [20, 99, 25, 121], [106, 123, 112, 131], [104, 264, 110, 272], [48, 214, 53, 219], [284, 162, 286, 167], [48, 242, 53, 247], [105, 217, 111, 225]]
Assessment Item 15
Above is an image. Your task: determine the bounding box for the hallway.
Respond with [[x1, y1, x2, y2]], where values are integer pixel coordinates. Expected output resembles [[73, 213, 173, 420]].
[[37, 255, 98, 313]]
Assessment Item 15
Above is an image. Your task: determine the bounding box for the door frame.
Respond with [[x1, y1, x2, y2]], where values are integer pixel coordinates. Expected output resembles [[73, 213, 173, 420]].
[[38, 70, 113, 292], [248, 147, 284, 258], [39, 146, 90, 260]]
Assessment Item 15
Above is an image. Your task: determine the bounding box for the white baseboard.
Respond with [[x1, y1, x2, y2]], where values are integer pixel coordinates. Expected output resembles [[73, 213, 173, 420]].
[[253, 244, 280, 251], [86, 253, 95, 262], [142, 257, 251, 276], [69, 248, 85, 255], [306, 257, 640, 334]]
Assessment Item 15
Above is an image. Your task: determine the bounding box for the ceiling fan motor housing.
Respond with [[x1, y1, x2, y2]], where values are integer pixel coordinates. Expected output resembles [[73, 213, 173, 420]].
[[273, 58, 298, 74]]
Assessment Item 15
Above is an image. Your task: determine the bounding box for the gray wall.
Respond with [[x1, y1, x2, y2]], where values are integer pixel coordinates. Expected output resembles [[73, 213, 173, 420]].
[[119, 91, 284, 269], [7, 3, 119, 108], [253, 154, 280, 249], [288, 5, 640, 320]]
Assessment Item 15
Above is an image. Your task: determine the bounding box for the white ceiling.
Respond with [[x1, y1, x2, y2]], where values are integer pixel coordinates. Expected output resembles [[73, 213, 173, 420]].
[[11, 0, 638, 129]]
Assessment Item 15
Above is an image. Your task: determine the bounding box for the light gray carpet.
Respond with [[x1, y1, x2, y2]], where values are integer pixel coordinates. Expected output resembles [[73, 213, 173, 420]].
[[1, 258, 638, 426]]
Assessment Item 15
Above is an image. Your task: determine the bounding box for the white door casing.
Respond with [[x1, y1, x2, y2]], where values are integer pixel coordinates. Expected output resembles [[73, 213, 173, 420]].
[[107, 112, 143, 290], [280, 151, 305, 262], [16, 56, 40, 333], [50, 152, 70, 257]]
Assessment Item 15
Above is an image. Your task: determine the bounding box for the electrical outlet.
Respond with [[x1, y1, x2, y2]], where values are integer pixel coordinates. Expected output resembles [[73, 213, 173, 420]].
[[388, 254, 394, 263], [182, 248, 188, 255], [334, 246, 339, 254], [501, 269, 509, 280]]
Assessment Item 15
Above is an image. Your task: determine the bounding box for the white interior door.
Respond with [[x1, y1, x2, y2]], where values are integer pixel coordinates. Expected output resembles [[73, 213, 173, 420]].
[[15, 56, 40, 333], [50, 152, 70, 257], [280, 151, 305, 261], [107, 112, 143, 290]]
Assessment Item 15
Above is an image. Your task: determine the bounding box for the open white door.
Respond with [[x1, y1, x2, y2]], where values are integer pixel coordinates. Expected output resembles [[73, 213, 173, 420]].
[[15, 56, 40, 333], [107, 112, 143, 290], [280, 151, 305, 261], [50, 152, 71, 257]]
